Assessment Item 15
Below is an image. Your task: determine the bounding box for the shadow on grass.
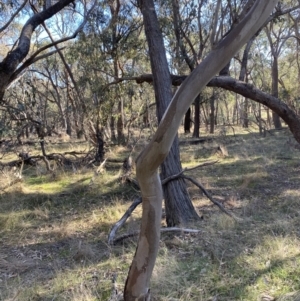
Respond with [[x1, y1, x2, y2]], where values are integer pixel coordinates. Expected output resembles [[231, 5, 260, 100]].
[[0, 175, 140, 300], [1, 128, 300, 300]]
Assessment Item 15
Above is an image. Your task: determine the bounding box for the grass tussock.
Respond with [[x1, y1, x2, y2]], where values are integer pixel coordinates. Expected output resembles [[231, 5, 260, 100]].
[[0, 126, 300, 300]]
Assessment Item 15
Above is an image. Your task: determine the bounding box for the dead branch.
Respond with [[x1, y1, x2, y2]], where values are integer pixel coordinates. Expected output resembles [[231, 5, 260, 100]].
[[112, 227, 201, 245], [179, 138, 214, 145], [162, 161, 219, 184], [182, 175, 242, 221], [108, 197, 142, 245], [42, 156, 53, 172], [123, 161, 218, 188], [0, 0, 28, 34], [2, 150, 92, 168], [109, 160, 219, 244]]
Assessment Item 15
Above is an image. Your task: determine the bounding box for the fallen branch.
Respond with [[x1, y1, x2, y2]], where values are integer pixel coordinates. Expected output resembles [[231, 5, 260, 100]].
[[124, 161, 218, 188], [108, 197, 142, 245], [179, 138, 214, 145], [108, 161, 219, 244], [112, 227, 201, 245], [182, 175, 242, 221]]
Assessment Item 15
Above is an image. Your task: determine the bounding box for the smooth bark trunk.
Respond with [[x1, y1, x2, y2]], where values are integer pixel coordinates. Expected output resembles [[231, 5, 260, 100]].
[[125, 2, 279, 299]]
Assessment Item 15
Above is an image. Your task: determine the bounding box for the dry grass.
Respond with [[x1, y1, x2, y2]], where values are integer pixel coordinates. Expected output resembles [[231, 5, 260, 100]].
[[1, 126, 300, 300]]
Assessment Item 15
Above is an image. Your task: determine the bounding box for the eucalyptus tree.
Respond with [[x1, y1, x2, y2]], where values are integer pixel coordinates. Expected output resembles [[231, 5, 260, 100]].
[[124, 2, 279, 300], [265, 16, 294, 129], [0, 0, 99, 147], [137, 0, 201, 227], [161, 0, 251, 135], [68, 0, 143, 144]]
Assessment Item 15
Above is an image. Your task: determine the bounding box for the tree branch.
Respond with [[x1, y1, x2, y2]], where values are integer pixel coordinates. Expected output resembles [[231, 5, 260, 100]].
[[0, 0, 28, 34], [9, 2, 95, 84], [114, 73, 300, 144], [113, 227, 201, 245], [0, 0, 76, 98], [182, 175, 242, 221]]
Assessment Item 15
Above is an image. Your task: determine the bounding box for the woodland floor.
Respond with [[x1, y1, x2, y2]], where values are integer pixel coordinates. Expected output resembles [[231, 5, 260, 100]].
[[1, 126, 300, 301]]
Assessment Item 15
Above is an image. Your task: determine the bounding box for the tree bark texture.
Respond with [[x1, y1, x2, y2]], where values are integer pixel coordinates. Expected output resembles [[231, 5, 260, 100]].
[[124, 1, 279, 300], [138, 0, 199, 226]]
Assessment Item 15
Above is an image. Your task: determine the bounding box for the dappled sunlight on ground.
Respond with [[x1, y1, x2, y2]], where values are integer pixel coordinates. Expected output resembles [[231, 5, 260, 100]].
[[1, 127, 300, 300]]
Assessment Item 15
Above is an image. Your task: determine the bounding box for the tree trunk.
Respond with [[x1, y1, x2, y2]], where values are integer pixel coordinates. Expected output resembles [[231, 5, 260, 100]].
[[242, 98, 249, 128], [110, 115, 117, 142], [117, 100, 125, 144], [125, 1, 279, 299], [259, 103, 263, 135], [272, 56, 282, 129], [143, 106, 150, 127], [210, 91, 215, 134], [137, 0, 199, 228], [161, 137, 199, 226], [184, 107, 191, 133], [224, 98, 230, 124], [215, 100, 218, 126], [66, 116, 72, 136], [193, 94, 200, 137]]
